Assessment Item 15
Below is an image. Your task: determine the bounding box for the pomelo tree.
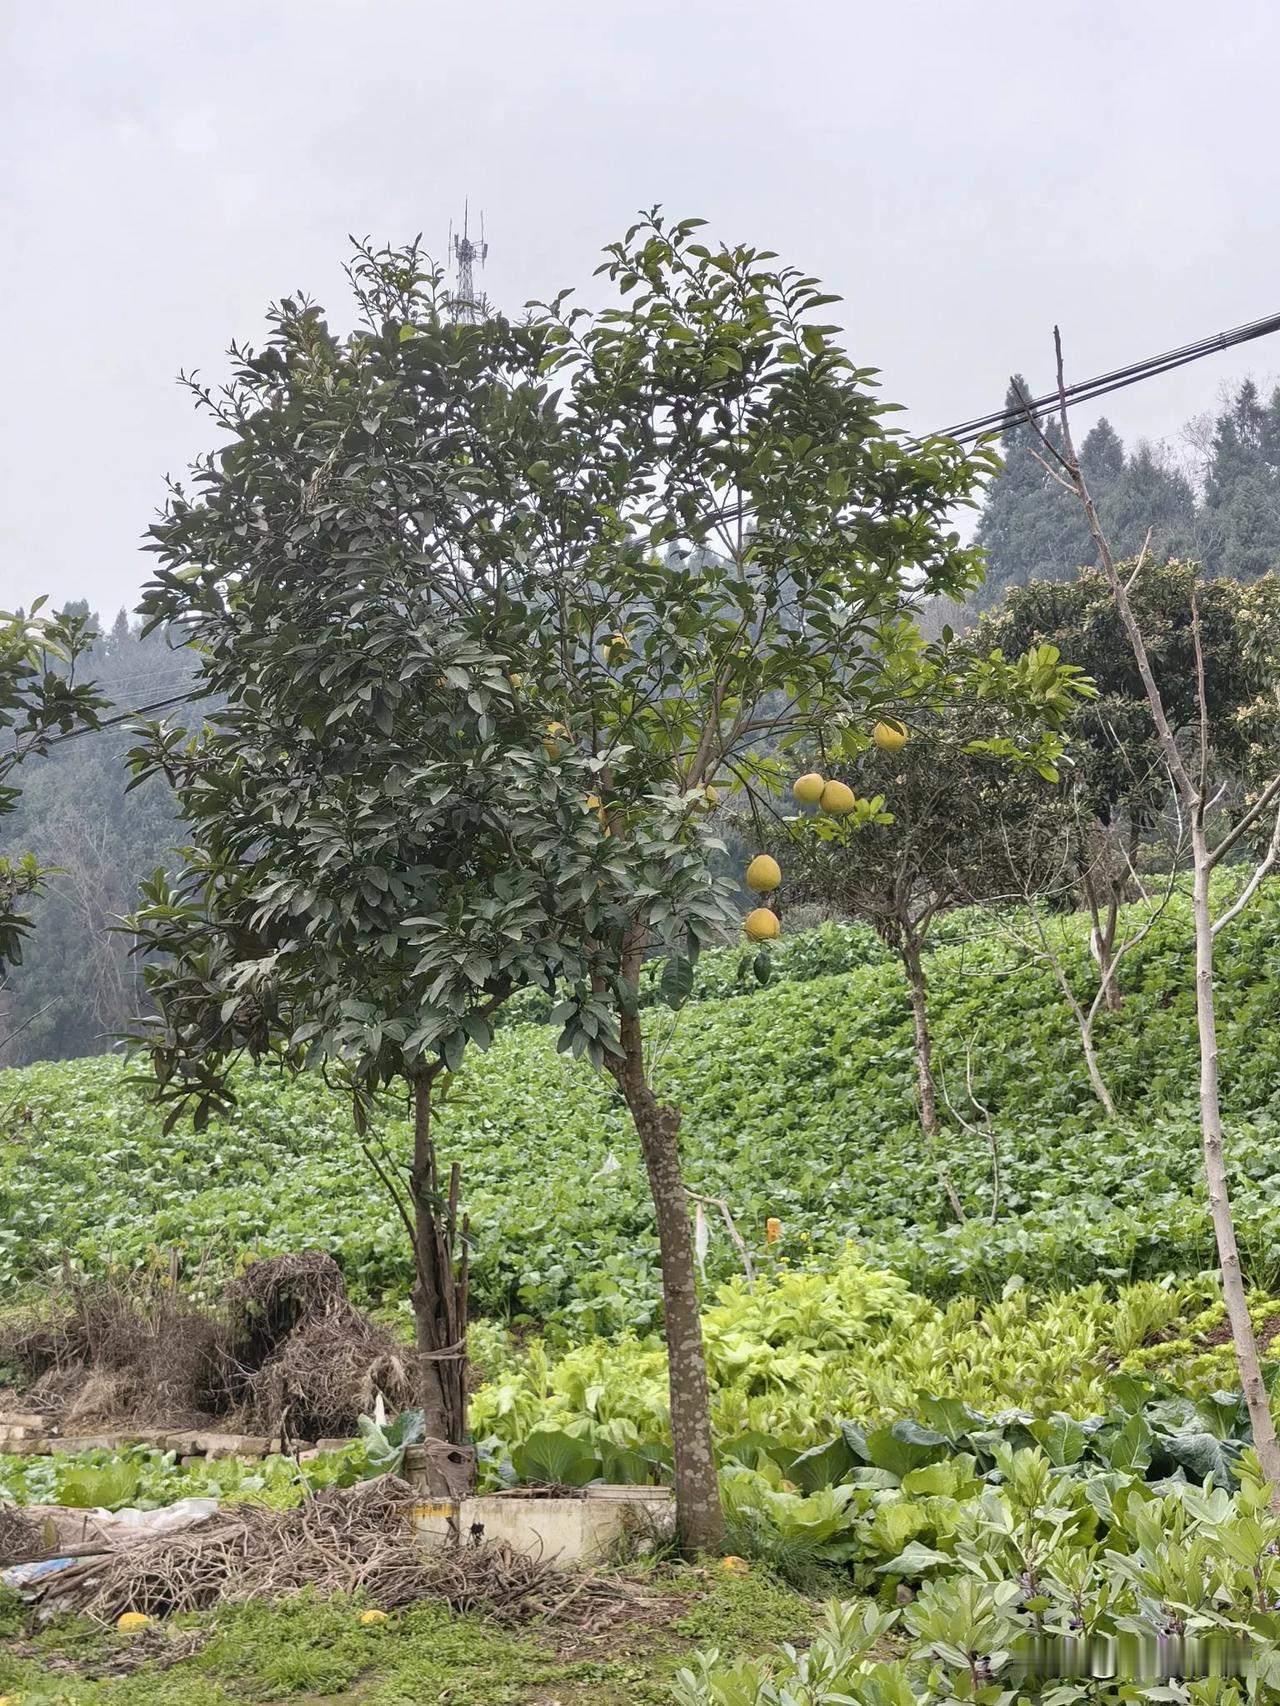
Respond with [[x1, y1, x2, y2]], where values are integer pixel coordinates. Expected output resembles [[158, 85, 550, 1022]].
[[761, 697, 1069, 1219], [129, 217, 1084, 1551]]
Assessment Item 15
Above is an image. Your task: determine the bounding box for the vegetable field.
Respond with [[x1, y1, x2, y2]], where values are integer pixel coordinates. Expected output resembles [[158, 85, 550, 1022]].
[[5, 889, 1280, 1337]]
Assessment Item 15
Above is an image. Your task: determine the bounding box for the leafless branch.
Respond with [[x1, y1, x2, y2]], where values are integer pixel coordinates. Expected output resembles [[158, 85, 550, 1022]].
[[686, 1191, 756, 1289]]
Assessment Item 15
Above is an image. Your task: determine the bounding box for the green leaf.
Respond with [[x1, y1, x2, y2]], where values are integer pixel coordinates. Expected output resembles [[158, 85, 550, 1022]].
[[599, 1441, 656, 1485], [1101, 1413, 1154, 1474], [876, 1539, 953, 1575], [1032, 1413, 1089, 1468], [788, 1434, 859, 1493], [864, 1420, 949, 1479], [511, 1429, 601, 1488], [1158, 1429, 1242, 1489], [660, 956, 695, 1011], [57, 1460, 142, 1510]]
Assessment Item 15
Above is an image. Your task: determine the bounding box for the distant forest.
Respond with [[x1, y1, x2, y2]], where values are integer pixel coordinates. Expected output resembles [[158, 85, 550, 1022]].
[[3, 376, 1279, 1067], [0, 613, 195, 1065], [973, 375, 1280, 608]]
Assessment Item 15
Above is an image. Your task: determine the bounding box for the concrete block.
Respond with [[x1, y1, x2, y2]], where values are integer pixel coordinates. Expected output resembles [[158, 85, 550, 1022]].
[[412, 1485, 675, 1567]]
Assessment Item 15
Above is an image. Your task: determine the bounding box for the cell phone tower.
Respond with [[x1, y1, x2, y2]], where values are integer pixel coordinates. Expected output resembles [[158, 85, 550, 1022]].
[[447, 201, 489, 324]]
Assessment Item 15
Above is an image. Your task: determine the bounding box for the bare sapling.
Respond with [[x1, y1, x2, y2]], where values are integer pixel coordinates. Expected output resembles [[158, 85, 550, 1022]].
[[1018, 330, 1280, 1500]]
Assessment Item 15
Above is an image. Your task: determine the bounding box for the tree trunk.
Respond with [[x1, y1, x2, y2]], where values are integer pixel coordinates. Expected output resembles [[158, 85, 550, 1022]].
[[1082, 822, 1123, 1013], [1191, 822, 1280, 1494], [901, 935, 965, 1225], [409, 1072, 468, 1448], [611, 1006, 724, 1555], [1096, 917, 1122, 1013], [902, 935, 940, 1139]]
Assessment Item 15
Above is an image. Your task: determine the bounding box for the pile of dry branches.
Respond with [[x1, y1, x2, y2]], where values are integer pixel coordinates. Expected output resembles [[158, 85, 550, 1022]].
[[220, 1251, 414, 1440], [0, 1502, 41, 1562], [27, 1476, 651, 1631], [1, 1251, 414, 1441], [6, 1267, 223, 1427]]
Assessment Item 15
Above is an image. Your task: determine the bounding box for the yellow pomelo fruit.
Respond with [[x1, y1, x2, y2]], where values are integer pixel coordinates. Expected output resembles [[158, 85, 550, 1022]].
[[720, 1555, 750, 1575], [360, 1608, 389, 1625], [792, 772, 825, 805], [873, 720, 908, 752], [745, 855, 781, 893], [702, 785, 720, 809], [602, 631, 629, 658], [744, 908, 780, 942], [508, 672, 523, 689], [542, 721, 568, 760], [820, 780, 856, 817], [117, 1612, 151, 1633], [585, 793, 608, 828]]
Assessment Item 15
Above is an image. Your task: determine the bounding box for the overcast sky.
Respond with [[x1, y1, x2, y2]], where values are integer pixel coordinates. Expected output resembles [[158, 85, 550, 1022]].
[[4, 0, 1279, 618]]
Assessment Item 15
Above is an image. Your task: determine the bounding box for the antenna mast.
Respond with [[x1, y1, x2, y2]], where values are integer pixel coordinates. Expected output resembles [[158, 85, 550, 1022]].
[[449, 201, 489, 324]]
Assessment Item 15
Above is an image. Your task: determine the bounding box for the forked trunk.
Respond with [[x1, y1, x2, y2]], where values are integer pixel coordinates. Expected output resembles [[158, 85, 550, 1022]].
[[409, 1072, 469, 1450], [1191, 826, 1280, 1496], [1082, 823, 1123, 1013], [611, 1007, 724, 1555], [1095, 927, 1123, 1013]]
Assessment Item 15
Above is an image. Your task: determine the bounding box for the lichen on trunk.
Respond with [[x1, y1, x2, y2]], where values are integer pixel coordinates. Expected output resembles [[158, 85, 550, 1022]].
[[608, 1002, 724, 1556]]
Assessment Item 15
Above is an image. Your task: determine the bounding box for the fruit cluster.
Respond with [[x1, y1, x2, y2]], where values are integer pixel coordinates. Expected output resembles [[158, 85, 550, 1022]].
[[741, 723, 908, 941]]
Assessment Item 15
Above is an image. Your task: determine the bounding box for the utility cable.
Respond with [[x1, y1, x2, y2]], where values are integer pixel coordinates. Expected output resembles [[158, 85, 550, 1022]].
[[20, 305, 1280, 745]]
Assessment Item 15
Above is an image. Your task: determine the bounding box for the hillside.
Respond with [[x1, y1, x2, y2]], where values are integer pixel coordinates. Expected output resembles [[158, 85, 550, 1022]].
[[5, 885, 1280, 1336]]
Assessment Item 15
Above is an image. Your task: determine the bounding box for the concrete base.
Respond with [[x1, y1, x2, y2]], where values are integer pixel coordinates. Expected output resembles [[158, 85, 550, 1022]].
[[412, 1485, 675, 1567]]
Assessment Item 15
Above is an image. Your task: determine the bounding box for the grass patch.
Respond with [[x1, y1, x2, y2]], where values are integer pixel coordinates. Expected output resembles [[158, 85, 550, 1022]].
[[0, 1570, 821, 1704]]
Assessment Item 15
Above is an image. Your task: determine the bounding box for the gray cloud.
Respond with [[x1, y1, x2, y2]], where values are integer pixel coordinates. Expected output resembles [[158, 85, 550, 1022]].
[[4, 0, 1278, 616]]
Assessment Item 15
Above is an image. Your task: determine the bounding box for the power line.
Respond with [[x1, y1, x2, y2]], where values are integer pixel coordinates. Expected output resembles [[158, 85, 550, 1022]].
[[936, 308, 1280, 446], [37, 690, 206, 750], [23, 304, 1280, 747]]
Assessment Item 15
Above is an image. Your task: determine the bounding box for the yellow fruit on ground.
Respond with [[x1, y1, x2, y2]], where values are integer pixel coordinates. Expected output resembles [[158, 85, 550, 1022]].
[[792, 771, 825, 805], [117, 1612, 151, 1633], [745, 854, 782, 893], [744, 907, 780, 942], [360, 1609, 389, 1625], [720, 1555, 750, 1575], [820, 779, 856, 817], [873, 720, 908, 752]]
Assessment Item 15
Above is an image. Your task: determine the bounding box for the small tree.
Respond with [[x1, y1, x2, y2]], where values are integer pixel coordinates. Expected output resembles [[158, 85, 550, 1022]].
[[131, 221, 1085, 1551], [765, 707, 1061, 1219], [127, 269, 633, 1455], [1022, 330, 1280, 1499]]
